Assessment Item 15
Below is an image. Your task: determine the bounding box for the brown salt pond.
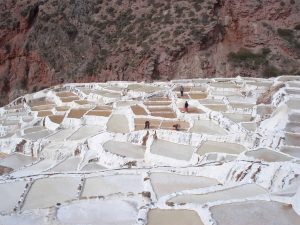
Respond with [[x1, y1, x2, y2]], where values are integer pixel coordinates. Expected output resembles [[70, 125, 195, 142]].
[[56, 91, 78, 98], [131, 105, 148, 115], [103, 140, 145, 159], [60, 96, 80, 102], [22, 177, 80, 210], [48, 115, 65, 124], [167, 183, 267, 205], [150, 139, 194, 161], [190, 120, 227, 135], [150, 172, 219, 198], [55, 106, 70, 111], [67, 108, 90, 119], [210, 200, 300, 225], [86, 110, 112, 117], [197, 140, 246, 155], [134, 118, 162, 130], [245, 148, 293, 162], [189, 92, 208, 100], [160, 120, 190, 131], [37, 111, 53, 117], [107, 114, 130, 133], [147, 209, 204, 225]]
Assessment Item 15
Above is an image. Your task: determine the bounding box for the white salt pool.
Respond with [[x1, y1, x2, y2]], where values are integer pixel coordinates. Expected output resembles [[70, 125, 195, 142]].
[[68, 126, 102, 140], [57, 199, 138, 225], [0, 181, 27, 213], [103, 141, 145, 159], [168, 183, 267, 204], [82, 174, 142, 197], [245, 148, 293, 162], [106, 114, 130, 133], [197, 140, 246, 155], [50, 157, 81, 172], [190, 120, 228, 135], [150, 139, 194, 161], [150, 172, 219, 198], [0, 153, 36, 170], [22, 177, 80, 210], [211, 200, 300, 225], [147, 209, 204, 225]]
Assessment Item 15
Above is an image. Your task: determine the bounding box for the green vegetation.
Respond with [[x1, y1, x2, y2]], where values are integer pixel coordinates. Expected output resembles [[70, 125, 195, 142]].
[[228, 48, 268, 69], [277, 28, 300, 50]]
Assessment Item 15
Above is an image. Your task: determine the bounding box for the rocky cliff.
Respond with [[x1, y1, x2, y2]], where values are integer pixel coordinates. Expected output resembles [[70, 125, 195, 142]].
[[0, 0, 299, 105]]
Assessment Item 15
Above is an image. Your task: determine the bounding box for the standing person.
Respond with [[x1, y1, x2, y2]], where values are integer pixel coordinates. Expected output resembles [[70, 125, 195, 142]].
[[180, 85, 184, 97], [144, 120, 150, 129], [184, 101, 189, 113]]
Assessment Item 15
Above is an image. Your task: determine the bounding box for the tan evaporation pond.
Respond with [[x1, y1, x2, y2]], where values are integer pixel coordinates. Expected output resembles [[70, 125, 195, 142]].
[[48, 115, 65, 124], [28, 99, 54, 107], [190, 120, 227, 135], [189, 92, 208, 100], [127, 84, 163, 93], [0, 153, 36, 170], [224, 113, 253, 123], [22, 177, 80, 210], [134, 118, 162, 130], [280, 146, 300, 158], [55, 106, 70, 111], [37, 111, 53, 117], [160, 120, 190, 131], [31, 104, 55, 111], [203, 104, 228, 112], [103, 141, 145, 159], [107, 114, 129, 133], [150, 172, 219, 198], [285, 133, 300, 147], [86, 110, 112, 117], [147, 209, 204, 225], [74, 100, 91, 105], [131, 105, 148, 115], [81, 174, 142, 197], [245, 148, 293, 162], [67, 108, 90, 118], [150, 139, 194, 161], [285, 122, 300, 133], [210, 201, 300, 225], [60, 96, 80, 102], [167, 183, 267, 205], [197, 140, 246, 155], [0, 181, 27, 213], [56, 91, 78, 98]]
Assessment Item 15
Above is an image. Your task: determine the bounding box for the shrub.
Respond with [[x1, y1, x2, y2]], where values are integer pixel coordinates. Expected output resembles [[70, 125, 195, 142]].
[[263, 65, 280, 78]]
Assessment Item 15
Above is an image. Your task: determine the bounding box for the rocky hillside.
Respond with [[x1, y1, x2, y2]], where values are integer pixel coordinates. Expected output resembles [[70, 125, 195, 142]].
[[0, 0, 299, 105]]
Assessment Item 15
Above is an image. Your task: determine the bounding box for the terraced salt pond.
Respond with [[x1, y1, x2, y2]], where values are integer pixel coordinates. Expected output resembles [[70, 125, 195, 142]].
[[0, 153, 36, 170], [150, 139, 194, 161], [147, 209, 204, 225], [168, 183, 267, 204], [150, 173, 219, 198], [197, 140, 247, 155], [106, 114, 130, 133], [68, 126, 102, 140], [81, 174, 142, 197], [103, 141, 145, 159], [211, 201, 300, 225], [0, 181, 27, 213], [57, 199, 138, 225], [245, 148, 293, 162], [190, 120, 227, 135], [50, 157, 80, 172], [22, 177, 80, 210]]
